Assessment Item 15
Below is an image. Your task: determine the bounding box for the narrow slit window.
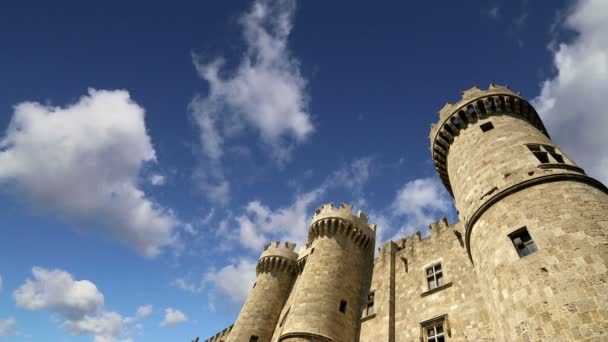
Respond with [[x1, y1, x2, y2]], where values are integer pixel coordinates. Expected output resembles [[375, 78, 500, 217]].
[[365, 292, 375, 316], [509, 227, 537, 257], [467, 105, 475, 115], [487, 97, 496, 111], [339, 299, 347, 313], [310, 247, 315, 255], [252, 282, 256, 289], [477, 100, 487, 114], [480, 121, 494, 132]]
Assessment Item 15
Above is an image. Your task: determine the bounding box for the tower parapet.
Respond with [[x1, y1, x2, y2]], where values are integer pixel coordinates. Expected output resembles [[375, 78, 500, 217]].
[[308, 203, 376, 251], [430, 83, 549, 195], [256, 241, 298, 275]]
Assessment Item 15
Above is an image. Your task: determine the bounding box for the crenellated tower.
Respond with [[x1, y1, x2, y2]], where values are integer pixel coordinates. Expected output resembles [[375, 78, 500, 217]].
[[279, 203, 376, 342], [430, 84, 608, 341], [226, 241, 298, 342]]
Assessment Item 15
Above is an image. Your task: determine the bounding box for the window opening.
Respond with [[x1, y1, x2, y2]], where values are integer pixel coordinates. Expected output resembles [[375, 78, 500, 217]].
[[249, 336, 259, 342], [364, 292, 375, 316], [526, 144, 566, 164], [426, 263, 444, 290], [252, 282, 256, 289], [477, 100, 487, 114], [509, 227, 537, 257], [426, 322, 446, 342], [339, 299, 347, 313], [480, 121, 494, 132], [487, 97, 496, 111]]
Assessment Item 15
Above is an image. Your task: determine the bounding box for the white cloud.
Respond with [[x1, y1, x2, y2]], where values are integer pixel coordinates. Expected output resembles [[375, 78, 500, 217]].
[[14, 267, 104, 320], [532, 0, 608, 184], [135, 305, 153, 319], [160, 308, 188, 327], [237, 187, 323, 250], [148, 173, 166, 186], [171, 277, 201, 294], [0, 89, 177, 257], [14, 267, 133, 341], [0, 318, 16, 336], [390, 177, 452, 240], [190, 0, 313, 203], [203, 259, 257, 305], [65, 311, 132, 340]]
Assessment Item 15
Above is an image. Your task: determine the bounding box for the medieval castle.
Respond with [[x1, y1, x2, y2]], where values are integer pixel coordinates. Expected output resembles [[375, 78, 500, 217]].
[[201, 84, 608, 341]]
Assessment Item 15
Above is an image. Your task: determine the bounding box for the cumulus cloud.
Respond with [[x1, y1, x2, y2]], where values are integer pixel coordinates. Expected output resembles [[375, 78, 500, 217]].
[[135, 305, 153, 319], [14, 267, 133, 341], [160, 308, 188, 327], [203, 259, 257, 306], [0, 89, 177, 257], [14, 267, 104, 320], [65, 311, 132, 340], [389, 177, 452, 240], [190, 0, 313, 203], [533, 0, 608, 184], [0, 318, 16, 336]]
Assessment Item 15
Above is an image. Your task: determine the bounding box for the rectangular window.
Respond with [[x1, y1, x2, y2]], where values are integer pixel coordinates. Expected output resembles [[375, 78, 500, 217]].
[[339, 299, 347, 313], [509, 227, 537, 257], [421, 316, 447, 342], [365, 292, 375, 316], [480, 121, 494, 132], [526, 144, 566, 164], [249, 336, 259, 342], [426, 263, 444, 290]]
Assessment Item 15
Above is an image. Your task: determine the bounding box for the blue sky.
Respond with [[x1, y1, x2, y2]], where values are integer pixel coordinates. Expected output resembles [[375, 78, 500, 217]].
[[1, 0, 607, 341]]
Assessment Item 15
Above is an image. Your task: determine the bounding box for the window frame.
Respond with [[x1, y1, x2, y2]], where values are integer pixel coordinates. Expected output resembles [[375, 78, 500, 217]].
[[509, 227, 538, 258], [420, 315, 449, 342], [425, 263, 444, 290]]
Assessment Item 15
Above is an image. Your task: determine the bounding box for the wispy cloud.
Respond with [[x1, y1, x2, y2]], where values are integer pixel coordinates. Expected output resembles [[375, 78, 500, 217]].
[[190, 0, 313, 204], [0, 318, 16, 336]]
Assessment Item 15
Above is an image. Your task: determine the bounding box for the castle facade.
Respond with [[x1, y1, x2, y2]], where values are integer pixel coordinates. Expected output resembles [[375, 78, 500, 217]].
[[203, 85, 608, 342]]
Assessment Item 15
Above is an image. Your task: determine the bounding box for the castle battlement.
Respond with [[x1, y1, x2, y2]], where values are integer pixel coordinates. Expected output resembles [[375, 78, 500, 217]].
[[429, 83, 548, 195], [308, 203, 376, 251]]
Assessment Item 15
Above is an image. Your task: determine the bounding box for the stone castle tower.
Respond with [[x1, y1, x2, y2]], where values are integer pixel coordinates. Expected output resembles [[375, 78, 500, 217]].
[[202, 85, 608, 342]]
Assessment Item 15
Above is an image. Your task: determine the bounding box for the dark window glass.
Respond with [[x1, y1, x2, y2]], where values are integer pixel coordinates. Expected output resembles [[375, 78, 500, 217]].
[[510, 228, 538, 257]]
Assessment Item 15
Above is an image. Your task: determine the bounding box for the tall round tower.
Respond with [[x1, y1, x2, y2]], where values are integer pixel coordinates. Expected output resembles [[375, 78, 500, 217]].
[[226, 241, 298, 342], [279, 203, 376, 342], [430, 84, 608, 341]]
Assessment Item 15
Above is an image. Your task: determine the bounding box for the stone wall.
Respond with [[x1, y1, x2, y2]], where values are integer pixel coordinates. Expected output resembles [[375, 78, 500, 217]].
[[360, 219, 494, 341]]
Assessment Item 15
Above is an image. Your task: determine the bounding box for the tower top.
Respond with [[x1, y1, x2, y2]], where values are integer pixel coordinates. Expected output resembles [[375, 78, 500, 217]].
[[429, 84, 549, 195], [312, 202, 375, 231]]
